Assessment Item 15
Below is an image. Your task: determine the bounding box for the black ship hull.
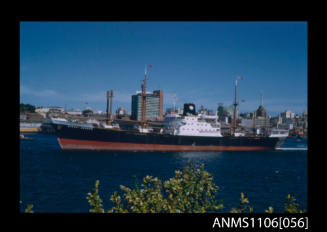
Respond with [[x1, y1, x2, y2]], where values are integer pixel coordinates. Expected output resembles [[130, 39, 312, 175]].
[[54, 123, 287, 151]]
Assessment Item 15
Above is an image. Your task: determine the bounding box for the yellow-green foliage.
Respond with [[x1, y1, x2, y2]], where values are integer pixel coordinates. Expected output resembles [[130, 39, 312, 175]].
[[86, 162, 306, 213], [107, 162, 223, 213], [230, 192, 253, 213], [265, 206, 274, 213], [86, 180, 105, 213], [284, 194, 305, 213], [25, 204, 34, 213]]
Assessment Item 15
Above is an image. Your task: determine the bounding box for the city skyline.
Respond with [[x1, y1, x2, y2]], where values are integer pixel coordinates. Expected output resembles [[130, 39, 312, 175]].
[[20, 21, 307, 116]]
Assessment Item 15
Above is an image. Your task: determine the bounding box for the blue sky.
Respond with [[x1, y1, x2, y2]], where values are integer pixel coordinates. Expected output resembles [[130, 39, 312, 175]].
[[20, 22, 307, 116]]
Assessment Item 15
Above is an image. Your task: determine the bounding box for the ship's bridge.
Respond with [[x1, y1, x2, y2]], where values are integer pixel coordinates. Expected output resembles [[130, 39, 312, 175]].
[[163, 113, 222, 137], [164, 114, 182, 120]]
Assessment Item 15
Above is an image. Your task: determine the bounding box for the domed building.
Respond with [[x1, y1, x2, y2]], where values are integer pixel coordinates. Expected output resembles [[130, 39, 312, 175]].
[[256, 105, 267, 118], [254, 92, 270, 133], [255, 91, 267, 118]]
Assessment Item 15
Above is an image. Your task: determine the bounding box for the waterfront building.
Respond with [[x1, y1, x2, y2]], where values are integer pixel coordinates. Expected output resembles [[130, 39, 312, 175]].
[[281, 110, 294, 120], [269, 116, 282, 127], [278, 123, 293, 130], [302, 109, 307, 117], [239, 112, 253, 119], [277, 118, 294, 130], [20, 122, 42, 132], [131, 90, 163, 121], [217, 105, 233, 123], [198, 105, 214, 116], [35, 106, 64, 114], [240, 117, 271, 128], [165, 107, 183, 116], [20, 114, 27, 120], [66, 109, 82, 115], [92, 110, 105, 115], [256, 105, 267, 118], [240, 93, 271, 134], [116, 107, 128, 119], [255, 91, 268, 118], [20, 112, 45, 121]]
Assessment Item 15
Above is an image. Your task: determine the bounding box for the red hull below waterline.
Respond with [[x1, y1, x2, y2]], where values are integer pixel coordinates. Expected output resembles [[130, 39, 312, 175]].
[[58, 138, 273, 151]]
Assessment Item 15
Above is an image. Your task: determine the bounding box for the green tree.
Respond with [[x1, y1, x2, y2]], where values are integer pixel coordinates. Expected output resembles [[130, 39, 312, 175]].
[[20, 103, 36, 113], [82, 109, 93, 117]]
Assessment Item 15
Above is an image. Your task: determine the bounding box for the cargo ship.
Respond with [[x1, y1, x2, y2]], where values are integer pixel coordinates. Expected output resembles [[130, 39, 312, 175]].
[[53, 67, 288, 151], [53, 103, 287, 151]]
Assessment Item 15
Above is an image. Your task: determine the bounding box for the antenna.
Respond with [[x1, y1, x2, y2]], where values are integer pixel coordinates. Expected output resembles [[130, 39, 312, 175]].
[[260, 90, 263, 106]]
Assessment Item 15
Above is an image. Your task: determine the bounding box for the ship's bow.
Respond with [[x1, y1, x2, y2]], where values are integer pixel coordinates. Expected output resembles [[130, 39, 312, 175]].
[[274, 136, 288, 149]]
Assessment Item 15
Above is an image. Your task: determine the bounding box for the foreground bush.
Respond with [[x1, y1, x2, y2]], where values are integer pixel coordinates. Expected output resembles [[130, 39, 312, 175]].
[[86, 162, 306, 213], [87, 162, 223, 213]]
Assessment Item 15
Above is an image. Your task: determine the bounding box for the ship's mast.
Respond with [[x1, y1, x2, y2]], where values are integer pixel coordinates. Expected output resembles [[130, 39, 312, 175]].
[[141, 66, 147, 128], [106, 91, 109, 125], [253, 111, 256, 135], [215, 103, 219, 124], [232, 79, 238, 135], [260, 91, 268, 137], [109, 90, 113, 123], [106, 90, 114, 125]]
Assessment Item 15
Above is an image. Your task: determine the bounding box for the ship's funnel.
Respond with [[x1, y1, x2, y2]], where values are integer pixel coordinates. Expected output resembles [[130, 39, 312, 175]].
[[183, 103, 196, 116]]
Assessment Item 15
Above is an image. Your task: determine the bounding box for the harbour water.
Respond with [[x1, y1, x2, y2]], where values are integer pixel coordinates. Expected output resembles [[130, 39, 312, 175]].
[[20, 133, 307, 213]]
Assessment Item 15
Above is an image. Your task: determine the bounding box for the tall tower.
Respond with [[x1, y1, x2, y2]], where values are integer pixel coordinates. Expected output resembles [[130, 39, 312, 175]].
[[256, 91, 267, 118]]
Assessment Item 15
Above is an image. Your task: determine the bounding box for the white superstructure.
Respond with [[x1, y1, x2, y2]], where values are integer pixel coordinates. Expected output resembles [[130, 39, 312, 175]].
[[269, 128, 289, 137], [101, 122, 120, 129], [163, 113, 223, 137], [134, 124, 153, 133]]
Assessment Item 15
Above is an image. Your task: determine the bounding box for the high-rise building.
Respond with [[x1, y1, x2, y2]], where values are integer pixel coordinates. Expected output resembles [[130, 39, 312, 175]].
[[281, 110, 293, 119], [131, 90, 163, 121]]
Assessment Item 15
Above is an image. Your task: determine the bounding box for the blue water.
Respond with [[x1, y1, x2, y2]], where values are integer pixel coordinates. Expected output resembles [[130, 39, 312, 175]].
[[20, 133, 307, 213]]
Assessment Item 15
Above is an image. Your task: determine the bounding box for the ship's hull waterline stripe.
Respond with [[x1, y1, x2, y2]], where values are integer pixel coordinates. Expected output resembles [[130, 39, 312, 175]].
[[58, 138, 274, 151]]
